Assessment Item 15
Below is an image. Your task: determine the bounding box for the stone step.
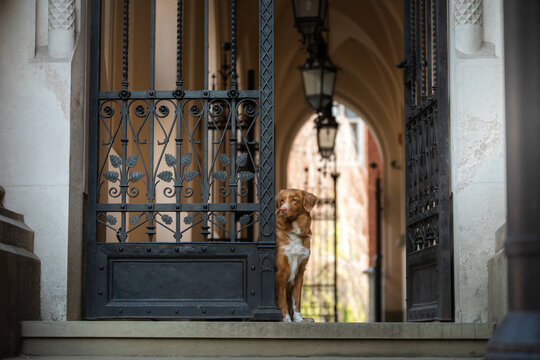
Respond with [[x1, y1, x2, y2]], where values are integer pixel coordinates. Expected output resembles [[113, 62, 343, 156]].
[[19, 321, 495, 358], [4, 355, 482, 360]]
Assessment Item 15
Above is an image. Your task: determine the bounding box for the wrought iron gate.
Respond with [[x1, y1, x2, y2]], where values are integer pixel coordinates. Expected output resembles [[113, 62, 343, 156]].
[[85, 0, 281, 320], [301, 166, 338, 323], [401, 0, 453, 321]]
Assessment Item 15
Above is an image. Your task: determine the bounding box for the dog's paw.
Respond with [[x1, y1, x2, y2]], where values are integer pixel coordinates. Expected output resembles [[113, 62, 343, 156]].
[[282, 314, 292, 322], [293, 312, 303, 322]]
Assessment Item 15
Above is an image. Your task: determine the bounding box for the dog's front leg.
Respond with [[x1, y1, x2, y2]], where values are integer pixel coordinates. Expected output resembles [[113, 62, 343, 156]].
[[291, 260, 308, 322], [275, 252, 291, 322]]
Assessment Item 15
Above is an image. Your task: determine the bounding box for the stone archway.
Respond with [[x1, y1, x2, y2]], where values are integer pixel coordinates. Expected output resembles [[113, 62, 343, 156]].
[[285, 102, 386, 322], [272, 0, 405, 320]]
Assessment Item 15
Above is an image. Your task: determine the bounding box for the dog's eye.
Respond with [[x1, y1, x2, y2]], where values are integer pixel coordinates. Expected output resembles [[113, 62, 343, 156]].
[[292, 198, 298, 202], [280, 199, 284, 204]]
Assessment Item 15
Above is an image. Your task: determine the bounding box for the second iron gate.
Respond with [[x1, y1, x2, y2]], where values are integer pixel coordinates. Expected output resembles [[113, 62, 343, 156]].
[[401, 0, 453, 321]]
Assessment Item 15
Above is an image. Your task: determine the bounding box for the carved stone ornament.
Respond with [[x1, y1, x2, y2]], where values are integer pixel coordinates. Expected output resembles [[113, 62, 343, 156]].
[[48, 0, 75, 31], [455, 0, 482, 26], [48, 0, 75, 57], [455, 0, 483, 54]]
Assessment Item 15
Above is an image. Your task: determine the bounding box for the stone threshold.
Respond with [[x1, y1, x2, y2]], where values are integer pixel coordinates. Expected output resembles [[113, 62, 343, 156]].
[[23, 321, 495, 339], [21, 321, 496, 358], [7, 357, 485, 360]]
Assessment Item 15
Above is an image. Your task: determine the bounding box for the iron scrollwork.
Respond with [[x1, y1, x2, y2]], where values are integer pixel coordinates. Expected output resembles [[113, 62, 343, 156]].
[[96, 96, 261, 243]]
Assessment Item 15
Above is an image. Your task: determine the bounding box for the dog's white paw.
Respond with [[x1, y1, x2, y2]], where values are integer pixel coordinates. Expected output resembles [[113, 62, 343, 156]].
[[282, 314, 292, 322], [293, 312, 303, 322]]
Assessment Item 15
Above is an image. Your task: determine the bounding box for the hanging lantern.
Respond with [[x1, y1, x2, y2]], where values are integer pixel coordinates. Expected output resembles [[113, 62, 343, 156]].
[[292, 0, 328, 40], [315, 108, 339, 159], [300, 42, 337, 112]]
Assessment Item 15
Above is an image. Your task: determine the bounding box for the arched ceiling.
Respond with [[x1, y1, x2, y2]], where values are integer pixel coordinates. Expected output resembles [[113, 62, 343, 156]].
[[236, 0, 403, 188]]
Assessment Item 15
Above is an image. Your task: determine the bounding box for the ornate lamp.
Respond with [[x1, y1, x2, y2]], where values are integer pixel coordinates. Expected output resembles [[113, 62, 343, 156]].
[[292, 0, 328, 40], [315, 107, 339, 159], [300, 39, 337, 112]]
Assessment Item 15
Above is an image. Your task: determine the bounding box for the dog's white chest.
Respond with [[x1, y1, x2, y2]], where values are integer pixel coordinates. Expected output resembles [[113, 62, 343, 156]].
[[283, 223, 310, 283]]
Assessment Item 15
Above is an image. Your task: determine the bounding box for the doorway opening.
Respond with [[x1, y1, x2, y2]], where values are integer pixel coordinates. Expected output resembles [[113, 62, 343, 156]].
[[286, 103, 384, 322], [82, 0, 451, 322]]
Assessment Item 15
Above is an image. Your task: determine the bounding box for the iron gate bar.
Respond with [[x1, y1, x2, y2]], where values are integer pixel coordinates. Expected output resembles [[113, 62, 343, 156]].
[[202, 103, 209, 242], [85, 0, 102, 319], [200, 0, 210, 243], [204, 0, 209, 90], [86, 0, 280, 320], [150, 0, 156, 91], [419, 0, 424, 98], [176, 0, 183, 90], [121, 0, 129, 91], [175, 0, 183, 240], [258, 0, 274, 244], [253, 0, 278, 318], [230, 0, 238, 90]]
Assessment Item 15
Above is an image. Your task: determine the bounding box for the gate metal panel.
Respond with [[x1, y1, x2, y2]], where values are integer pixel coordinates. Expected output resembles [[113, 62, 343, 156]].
[[402, 0, 453, 321], [86, 0, 281, 320]]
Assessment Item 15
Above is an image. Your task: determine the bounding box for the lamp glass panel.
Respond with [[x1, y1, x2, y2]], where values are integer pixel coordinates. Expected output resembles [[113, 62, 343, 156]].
[[318, 126, 337, 149], [294, 0, 321, 17], [302, 68, 322, 96], [322, 68, 336, 96]]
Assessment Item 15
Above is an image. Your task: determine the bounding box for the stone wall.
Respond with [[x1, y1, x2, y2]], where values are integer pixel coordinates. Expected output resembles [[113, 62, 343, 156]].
[[449, 0, 507, 322], [0, 0, 83, 321]]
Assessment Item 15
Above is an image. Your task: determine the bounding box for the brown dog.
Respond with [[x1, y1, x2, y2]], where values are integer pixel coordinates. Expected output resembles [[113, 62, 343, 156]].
[[275, 189, 317, 322]]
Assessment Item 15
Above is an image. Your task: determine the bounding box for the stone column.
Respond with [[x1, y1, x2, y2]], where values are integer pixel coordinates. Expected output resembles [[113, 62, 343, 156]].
[[454, 0, 483, 54], [485, 0, 540, 358], [48, 0, 75, 58]]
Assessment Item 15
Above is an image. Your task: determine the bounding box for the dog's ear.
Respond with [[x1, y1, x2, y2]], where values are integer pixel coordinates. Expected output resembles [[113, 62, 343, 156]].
[[302, 191, 318, 212], [275, 189, 287, 209]]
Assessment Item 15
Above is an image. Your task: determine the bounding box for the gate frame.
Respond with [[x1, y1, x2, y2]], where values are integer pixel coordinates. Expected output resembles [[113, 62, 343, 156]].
[[85, 0, 281, 321]]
